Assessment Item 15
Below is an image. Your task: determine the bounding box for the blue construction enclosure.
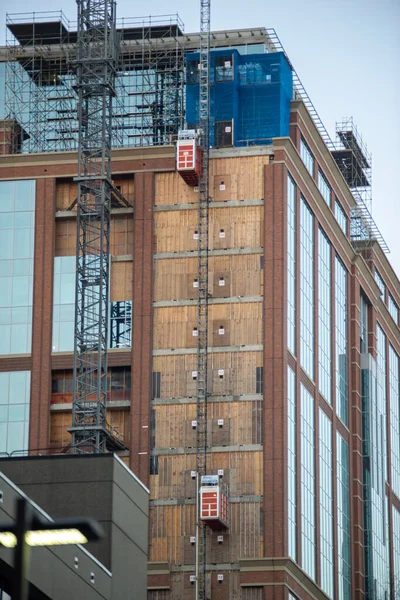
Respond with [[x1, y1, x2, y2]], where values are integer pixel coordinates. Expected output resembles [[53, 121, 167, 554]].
[[185, 49, 293, 147]]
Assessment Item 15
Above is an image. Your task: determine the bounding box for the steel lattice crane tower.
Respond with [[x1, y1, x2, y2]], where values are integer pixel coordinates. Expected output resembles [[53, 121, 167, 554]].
[[69, 0, 123, 453], [195, 0, 211, 598]]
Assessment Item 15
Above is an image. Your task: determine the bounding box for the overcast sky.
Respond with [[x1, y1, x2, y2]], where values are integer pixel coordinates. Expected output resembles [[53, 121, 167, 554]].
[[1, 0, 399, 277]]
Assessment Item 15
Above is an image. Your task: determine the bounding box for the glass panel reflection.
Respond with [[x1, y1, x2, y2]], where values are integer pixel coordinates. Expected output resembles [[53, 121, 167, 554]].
[[300, 384, 315, 580], [0, 180, 35, 356], [53, 256, 132, 352], [300, 198, 314, 380], [0, 370, 30, 456]]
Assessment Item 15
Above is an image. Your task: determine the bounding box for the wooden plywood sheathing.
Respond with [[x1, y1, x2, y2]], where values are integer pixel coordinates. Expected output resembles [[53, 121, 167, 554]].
[[152, 403, 263, 471], [154, 206, 263, 254], [110, 261, 133, 301], [152, 351, 263, 398], [148, 500, 263, 564], [153, 303, 262, 350], [154, 255, 263, 302]]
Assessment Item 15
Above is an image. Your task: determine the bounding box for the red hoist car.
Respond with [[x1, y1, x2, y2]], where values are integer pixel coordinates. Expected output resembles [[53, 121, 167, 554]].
[[176, 129, 202, 186], [200, 475, 229, 530]]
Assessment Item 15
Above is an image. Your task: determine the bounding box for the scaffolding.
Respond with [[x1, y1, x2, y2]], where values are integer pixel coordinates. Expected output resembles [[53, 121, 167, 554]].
[[5, 12, 78, 153], [118, 15, 185, 146], [330, 118, 389, 254], [332, 118, 372, 208], [4, 11, 185, 153]]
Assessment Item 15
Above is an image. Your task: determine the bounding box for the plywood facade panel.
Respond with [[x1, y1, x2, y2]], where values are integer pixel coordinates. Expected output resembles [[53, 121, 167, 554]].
[[155, 156, 267, 207], [50, 412, 71, 448], [55, 218, 76, 257], [55, 214, 133, 257], [150, 452, 263, 500], [50, 407, 129, 448], [210, 156, 268, 200], [110, 260, 133, 301], [155, 172, 199, 206], [154, 255, 262, 301], [55, 178, 134, 211], [153, 303, 262, 349], [152, 351, 263, 398], [152, 400, 262, 450], [154, 210, 198, 253], [110, 216, 134, 256], [210, 206, 263, 250], [149, 500, 262, 564], [154, 206, 263, 253]]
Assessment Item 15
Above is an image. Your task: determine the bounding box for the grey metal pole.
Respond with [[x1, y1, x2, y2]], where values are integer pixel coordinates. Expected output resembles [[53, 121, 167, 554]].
[[13, 498, 31, 600]]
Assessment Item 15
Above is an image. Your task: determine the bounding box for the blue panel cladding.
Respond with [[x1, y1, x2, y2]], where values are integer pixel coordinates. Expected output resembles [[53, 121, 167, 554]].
[[186, 49, 240, 146], [185, 49, 292, 147], [238, 52, 292, 146]]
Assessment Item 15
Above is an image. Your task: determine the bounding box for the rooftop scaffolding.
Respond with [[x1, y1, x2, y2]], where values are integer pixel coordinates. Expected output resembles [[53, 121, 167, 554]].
[[4, 11, 185, 153]]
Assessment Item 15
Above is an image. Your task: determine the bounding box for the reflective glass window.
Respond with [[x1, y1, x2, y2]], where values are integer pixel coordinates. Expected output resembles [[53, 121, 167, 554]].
[[0, 370, 30, 456], [110, 301, 132, 348], [335, 199, 347, 234], [337, 433, 351, 599], [287, 366, 296, 560], [335, 257, 348, 424], [360, 294, 369, 354], [361, 340, 390, 599], [374, 269, 385, 301], [300, 384, 315, 580], [52, 256, 75, 352], [300, 198, 314, 380], [319, 410, 333, 597], [0, 62, 5, 119], [300, 138, 314, 177], [53, 256, 132, 352], [390, 345, 400, 499], [287, 174, 296, 355], [0, 180, 35, 355], [388, 293, 399, 326], [393, 506, 400, 596], [318, 229, 331, 403], [318, 170, 331, 206], [376, 325, 387, 483]]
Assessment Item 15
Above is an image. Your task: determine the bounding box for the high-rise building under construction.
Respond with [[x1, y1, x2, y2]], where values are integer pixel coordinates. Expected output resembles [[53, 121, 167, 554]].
[[0, 8, 399, 600]]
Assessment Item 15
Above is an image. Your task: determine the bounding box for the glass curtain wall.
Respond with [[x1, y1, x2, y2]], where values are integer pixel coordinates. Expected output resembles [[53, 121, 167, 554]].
[[52, 256, 132, 351], [300, 198, 314, 380], [0, 180, 35, 355], [389, 345, 400, 499], [393, 506, 400, 597], [300, 138, 314, 177], [388, 294, 399, 325], [300, 384, 315, 580], [361, 330, 390, 599], [0, 371, 31, 456], [318, 170, 331, 206], [287, 366, 297, 560], [337, 432, 351, 599], [335, 257, 348, 424], [318, 229, 331, 403], [287, 174, 296, 355], [319, 409, 334, 597], [335, 199, 347, 234], [374, 270, 385, 301]]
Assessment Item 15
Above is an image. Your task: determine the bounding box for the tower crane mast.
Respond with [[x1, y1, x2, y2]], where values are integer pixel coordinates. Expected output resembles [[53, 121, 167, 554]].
[[70, 0, 126, 453]]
